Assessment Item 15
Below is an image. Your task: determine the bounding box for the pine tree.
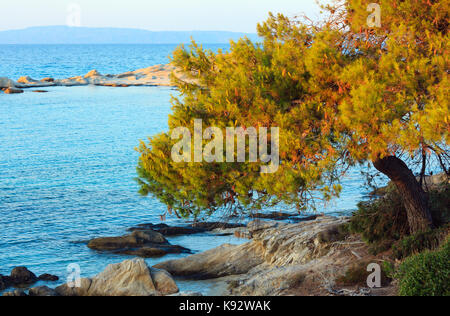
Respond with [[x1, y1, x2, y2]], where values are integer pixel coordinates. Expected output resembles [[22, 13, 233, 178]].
[[137, 0, 449, 233]]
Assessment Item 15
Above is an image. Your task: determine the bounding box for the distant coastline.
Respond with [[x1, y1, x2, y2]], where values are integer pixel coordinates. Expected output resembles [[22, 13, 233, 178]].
[[0, 26, 260, 44]]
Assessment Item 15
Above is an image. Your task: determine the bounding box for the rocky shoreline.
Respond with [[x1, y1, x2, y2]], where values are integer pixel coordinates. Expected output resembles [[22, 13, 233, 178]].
[[1, 214, 396, 296], [0, 64, 189, 94]]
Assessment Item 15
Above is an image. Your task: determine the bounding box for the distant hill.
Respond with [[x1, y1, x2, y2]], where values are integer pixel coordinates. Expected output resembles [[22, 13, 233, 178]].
[[0, 26, 259, 44]]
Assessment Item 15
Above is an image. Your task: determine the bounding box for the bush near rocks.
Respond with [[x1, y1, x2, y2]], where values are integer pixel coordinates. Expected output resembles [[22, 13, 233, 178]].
[[396, 238, 450, 296], [349, 183, 450, 255]]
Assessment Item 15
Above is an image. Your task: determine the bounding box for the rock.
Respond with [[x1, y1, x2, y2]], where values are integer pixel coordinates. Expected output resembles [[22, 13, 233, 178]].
[[247, 220, 286, 235], [17, 76, 37, 84], [10, 267, 38, 285], [316, 224, 349, 244], [3, 87, 24, 94], [150, 268, 179, 295], [38, 273, 59, 282], [153, 242, 264, 280], [29, 286, 59, 296], [54, 278, 92, 297], [56, 258, 179, 296], [84, 70, 102, 78], [0, 77, 16, 88], [227, 265, 307, 296], [234, 229, 252, 239], [0, 275, 12, 291], [40, 77, 54, 82], [3, 289, 28, 297], [88, 230, 168, 250], [87, 230, 190, 257], [156, 216, 354, 296], [32, 90, 48, 93]]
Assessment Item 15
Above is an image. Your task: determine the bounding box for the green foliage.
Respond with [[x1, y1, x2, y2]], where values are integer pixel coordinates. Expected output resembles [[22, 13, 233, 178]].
[[137, 0, 449, 219], [392, 225, 449, 260], [348, 189, 409, 253], [396, 238, 450, 296], [349, 184, 450, 255]]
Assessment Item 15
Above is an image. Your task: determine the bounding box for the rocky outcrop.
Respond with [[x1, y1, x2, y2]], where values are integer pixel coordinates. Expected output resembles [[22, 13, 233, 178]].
[[55, 258, 179, 296], [87, 230, 191, 258], [5, 64, 193, 91], [154, 242, 265, 280], [153, 216, 366, 296]]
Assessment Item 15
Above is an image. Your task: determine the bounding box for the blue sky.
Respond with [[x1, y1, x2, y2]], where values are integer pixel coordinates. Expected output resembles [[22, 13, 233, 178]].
[[1, 0, 327, 32]]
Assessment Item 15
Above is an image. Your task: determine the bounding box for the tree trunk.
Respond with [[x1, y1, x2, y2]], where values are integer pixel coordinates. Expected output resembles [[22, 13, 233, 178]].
[[372, 155, 435, 234]]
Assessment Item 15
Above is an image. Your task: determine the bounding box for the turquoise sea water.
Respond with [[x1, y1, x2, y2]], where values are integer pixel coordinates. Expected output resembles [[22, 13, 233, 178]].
[[0, 45, 375, 294]]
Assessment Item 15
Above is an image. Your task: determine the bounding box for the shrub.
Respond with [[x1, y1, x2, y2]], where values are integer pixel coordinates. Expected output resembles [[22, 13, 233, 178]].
[[348, 188, 409, 252], [396, 238, 450, 296], [392, 225, 450, 260], [349, 183, 450, 255]]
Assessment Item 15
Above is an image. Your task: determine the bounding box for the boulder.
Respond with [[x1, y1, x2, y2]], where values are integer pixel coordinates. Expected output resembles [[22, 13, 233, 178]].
[[149, 268, 179, 295], [153, 242, 264, 280], [3, 289, 28, 297], [56, 258, 179, 296], [38, 273, 59, 282], [29, 286, 59, 296], [88, 230, 168, 250], [0, 77, 16, 88], [32, 90, 49, 93], [87, 230, 190, 257], [40, 77, 55, 82], [3, 87, 24, 94], [10, 267, 38, 285]]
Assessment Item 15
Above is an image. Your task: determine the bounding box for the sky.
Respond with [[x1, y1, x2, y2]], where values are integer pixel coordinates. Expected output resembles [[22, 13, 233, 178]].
[[0, 0, 327, 33]]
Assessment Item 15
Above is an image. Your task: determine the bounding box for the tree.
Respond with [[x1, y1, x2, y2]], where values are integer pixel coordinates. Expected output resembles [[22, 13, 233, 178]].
[[137, 0, 449, 233]]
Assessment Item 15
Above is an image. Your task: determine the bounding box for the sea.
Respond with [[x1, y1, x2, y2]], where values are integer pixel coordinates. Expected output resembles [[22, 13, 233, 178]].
[[0, 44, 379, 294]]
